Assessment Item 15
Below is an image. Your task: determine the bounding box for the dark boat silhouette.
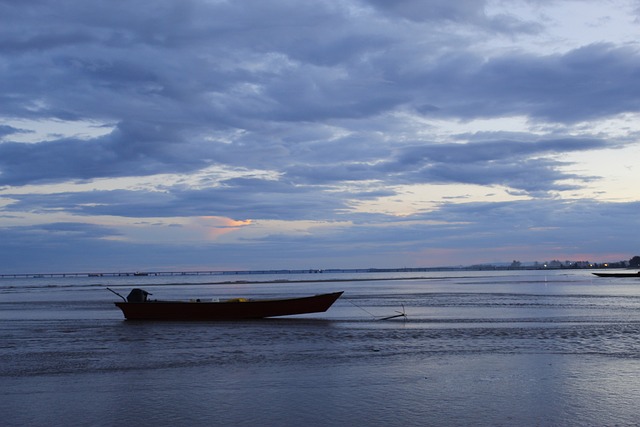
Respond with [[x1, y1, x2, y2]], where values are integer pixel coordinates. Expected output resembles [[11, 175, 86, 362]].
[[110, 288, 343, 320], [592, 271, 640, 278]]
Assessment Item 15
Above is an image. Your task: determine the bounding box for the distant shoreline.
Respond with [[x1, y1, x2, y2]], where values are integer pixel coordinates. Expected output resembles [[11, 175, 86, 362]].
[[0, 265, 633, 280]]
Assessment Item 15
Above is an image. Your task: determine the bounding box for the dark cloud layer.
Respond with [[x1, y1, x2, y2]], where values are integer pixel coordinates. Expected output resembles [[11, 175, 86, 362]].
[[0, 0, 639, 271]]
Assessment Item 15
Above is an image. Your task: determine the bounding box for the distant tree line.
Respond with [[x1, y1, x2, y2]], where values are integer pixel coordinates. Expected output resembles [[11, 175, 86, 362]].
[[598, 256, 640, 269], [501, 256, 640, 270]]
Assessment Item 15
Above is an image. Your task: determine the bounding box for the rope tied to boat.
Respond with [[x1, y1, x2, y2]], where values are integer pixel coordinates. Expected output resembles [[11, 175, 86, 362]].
[[346, 298, 407, 321]]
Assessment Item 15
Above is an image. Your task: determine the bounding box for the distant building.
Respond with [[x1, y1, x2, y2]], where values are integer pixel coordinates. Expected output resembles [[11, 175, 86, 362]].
[[545, 260, 562, 268], [573, 261, 591, 268]]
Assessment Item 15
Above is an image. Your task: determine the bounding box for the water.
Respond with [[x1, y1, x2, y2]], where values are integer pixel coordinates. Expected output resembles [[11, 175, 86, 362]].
[[2, 270, 640, 426]]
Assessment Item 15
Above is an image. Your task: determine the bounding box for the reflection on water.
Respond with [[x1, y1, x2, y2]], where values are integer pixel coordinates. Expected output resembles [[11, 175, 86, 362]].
[[2, 270, 640, 426]]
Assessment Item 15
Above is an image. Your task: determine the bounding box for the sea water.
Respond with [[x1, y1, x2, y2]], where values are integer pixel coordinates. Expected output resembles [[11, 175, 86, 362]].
[[2, 270, 640, 426]]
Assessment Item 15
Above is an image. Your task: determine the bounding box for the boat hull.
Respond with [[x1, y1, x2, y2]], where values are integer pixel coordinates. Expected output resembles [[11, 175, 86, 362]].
[[592, 272, 640, 278], [115, 291, 343, 320]]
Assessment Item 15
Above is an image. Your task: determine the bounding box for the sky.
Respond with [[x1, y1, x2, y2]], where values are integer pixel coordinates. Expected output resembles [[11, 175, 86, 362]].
[[1, 0, 639, 273]]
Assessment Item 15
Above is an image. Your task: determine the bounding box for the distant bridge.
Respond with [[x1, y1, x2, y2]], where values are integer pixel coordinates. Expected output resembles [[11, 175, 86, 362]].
[[0, 267, 452, 279]]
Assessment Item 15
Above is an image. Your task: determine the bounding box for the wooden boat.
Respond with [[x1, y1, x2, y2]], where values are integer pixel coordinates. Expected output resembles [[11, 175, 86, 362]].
[[592, 271, 640, 278], [110, 288, 344, 320]]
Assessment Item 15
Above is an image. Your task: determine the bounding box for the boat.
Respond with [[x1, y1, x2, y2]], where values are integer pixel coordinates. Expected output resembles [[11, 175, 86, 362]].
[[592, 271, 640, 278], [109, 288, 344, 320]]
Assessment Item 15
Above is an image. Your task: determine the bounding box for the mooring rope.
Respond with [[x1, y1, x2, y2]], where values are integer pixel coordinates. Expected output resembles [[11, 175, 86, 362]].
[[346, 298, 379, 319], [345, 298, 407, 321]]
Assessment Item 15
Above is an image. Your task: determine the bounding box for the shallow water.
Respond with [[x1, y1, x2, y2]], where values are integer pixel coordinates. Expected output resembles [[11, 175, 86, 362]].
[[2, 270, 640, 426]]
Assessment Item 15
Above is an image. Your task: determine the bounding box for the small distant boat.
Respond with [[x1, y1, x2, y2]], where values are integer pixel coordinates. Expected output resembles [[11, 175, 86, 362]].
[[592, 271, 640, 278], [109, 288, 343, 320]]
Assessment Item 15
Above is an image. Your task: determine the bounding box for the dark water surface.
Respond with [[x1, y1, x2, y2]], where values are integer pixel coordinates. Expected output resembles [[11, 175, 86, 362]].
[[2, 270, 640, 426]]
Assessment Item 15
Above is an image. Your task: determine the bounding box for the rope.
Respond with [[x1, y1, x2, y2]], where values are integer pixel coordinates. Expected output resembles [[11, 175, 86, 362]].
[[346, 298, 407, 321], [346, 298, 380, 319]]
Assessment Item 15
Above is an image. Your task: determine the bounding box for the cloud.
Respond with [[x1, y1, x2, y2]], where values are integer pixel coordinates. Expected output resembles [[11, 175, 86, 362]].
[[462, 43, 640, 123], [0, 125, 31, 139], [0, 222, 120, 248], [3, 131, 604, 224], [1, 0, 639, 271], [386, 137, 607, 191], [2, 177, 356, 221], [283, 137, 609, 194], [1, 196, 638, 272], [2, 1, 638, 128]]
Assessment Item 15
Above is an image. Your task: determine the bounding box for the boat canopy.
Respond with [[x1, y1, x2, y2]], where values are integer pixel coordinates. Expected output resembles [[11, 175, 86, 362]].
[[127, 288, 151, 303]]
